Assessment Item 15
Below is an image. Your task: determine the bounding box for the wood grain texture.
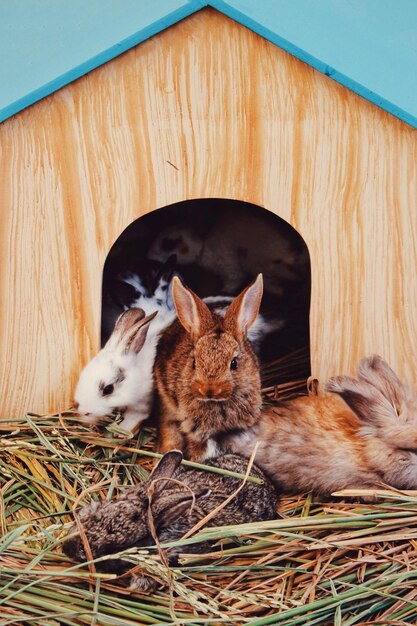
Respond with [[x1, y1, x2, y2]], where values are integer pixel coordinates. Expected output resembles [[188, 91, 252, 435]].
[[0, 8, 416, 417]]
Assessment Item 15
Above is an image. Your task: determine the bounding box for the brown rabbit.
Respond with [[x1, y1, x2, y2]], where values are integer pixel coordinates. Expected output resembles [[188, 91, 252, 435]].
[[63, 450, 278, 590], [222, 355, 417, 495], [154, 275, 263, 461]]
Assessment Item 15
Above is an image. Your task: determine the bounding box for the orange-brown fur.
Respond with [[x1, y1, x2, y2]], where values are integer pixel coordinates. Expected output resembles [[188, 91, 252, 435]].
[[224, 394, 379, 494], [154, 276, 263, 460], [222, 355, 417, 494]]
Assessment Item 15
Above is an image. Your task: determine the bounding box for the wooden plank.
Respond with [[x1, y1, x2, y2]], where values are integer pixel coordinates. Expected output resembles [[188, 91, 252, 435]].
[[0, 8, 416, 417]]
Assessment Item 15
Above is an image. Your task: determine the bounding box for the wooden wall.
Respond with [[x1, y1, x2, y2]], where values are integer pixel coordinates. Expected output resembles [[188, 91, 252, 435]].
[[0, 8, 416, 418]]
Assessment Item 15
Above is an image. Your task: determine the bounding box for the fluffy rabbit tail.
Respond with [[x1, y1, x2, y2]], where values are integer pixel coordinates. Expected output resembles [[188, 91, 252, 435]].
[[327, 354, 417, 449]]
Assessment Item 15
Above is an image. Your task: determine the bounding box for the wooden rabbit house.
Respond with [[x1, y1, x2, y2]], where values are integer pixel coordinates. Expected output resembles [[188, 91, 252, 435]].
[[1, 1, 416, 419]]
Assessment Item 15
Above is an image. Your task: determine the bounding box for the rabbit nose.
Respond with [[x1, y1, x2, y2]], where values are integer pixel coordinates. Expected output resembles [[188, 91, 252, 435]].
[[210, 386, 225, 398], [193, 381, 226, 399], [194, 383, 207, 397]]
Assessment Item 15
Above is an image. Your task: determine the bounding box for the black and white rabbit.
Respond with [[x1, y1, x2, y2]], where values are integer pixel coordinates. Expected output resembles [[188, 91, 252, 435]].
[[63, 450, 278, 590], [101, 255, 177, 343]]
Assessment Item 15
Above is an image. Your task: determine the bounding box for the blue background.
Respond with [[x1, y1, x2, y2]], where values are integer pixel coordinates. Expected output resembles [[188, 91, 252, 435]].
[[1, 0, 417, 127]]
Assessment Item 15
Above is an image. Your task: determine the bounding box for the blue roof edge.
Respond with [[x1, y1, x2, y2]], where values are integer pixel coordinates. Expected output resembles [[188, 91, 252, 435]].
[[0, 0, 206, 124], [1, 0, 416, 130], [209, 0, 417, 130]]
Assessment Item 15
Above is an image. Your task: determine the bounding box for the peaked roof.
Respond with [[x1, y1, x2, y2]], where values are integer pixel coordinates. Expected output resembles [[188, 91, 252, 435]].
[[1, 0, 417, 128]]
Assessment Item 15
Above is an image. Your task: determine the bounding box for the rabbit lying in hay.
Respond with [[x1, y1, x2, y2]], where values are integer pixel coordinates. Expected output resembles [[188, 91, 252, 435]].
[[222, 355, 417, 495], [63, 450, 278, 591]]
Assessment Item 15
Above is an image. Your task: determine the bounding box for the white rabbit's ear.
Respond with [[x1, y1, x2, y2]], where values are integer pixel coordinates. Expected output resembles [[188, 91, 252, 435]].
[[172, 277, 213, 339], [356, 354, 405, 414], [108, 308, 157, 354], [113, 308, 145, 337], [147, 450, 183, 495], [126, 311, 158, 354], [224, 274, 263, 340]]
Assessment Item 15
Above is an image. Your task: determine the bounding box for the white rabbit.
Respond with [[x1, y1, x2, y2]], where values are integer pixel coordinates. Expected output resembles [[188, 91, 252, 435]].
[[74, 307, 175, 434]]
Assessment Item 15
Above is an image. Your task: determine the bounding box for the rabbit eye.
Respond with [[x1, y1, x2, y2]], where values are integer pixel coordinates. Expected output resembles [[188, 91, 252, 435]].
[[230, 358, 238, 370], [192, 358, 196, 370], [102, 384, 114, 396]]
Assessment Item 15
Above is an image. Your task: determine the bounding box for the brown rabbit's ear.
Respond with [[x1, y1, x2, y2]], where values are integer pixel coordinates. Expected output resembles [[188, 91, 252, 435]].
[[356, 354, 405, 414], [224, 274, 263, 340], [152, 489, 205, 528], [153, 486, 210, 529], [147, 450, 183, 495], [326, 375, 396, 424], [172, 276, 213, 339]]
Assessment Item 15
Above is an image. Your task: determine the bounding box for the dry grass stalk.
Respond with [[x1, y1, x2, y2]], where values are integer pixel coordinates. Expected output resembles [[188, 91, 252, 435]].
[[2, 360, 417, 624]]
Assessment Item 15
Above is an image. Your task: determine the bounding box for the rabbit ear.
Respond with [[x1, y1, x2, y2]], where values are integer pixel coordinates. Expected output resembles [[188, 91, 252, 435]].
[[108, 308, 158, 354], [153, 487, 210, 528], [113, 308, 145, 336], [356, 354, 405, 414], [127, 311, 158, 354], [172, 276, 213, 339], [224, 274, 263, 340], [326, 375, 397, 424], [153, 254, 177, 288], [147, 450, 183, 495], [153, 492, 195, 526], [105, 279, 140, 309]]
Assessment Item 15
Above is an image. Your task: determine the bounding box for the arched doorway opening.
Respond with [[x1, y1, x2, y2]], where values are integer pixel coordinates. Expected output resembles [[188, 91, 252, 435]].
[[102, 198, 311, 394]]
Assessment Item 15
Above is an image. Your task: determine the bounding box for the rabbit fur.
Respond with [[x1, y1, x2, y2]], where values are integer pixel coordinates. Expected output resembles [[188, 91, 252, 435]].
[[148, 208, 309, 297], [154, 275, 264, 461], [222, 355, 417, 494], [101, 255, 178, 344], [107, 261, 281, 354], [75, 272, 277, 436], [62, 450, 278, 589], [74, 307, 174, 433]]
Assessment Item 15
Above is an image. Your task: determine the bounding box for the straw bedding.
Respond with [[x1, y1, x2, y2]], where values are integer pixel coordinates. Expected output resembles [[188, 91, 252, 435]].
[[2, 359, 417, 625]]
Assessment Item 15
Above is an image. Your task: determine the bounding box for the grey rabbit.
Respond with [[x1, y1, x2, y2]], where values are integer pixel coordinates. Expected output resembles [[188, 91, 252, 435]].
[[63, 451, 278, 590]]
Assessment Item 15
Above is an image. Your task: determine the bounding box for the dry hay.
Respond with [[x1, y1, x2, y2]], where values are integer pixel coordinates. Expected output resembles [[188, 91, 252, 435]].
[[2, 356, 417, 625]]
